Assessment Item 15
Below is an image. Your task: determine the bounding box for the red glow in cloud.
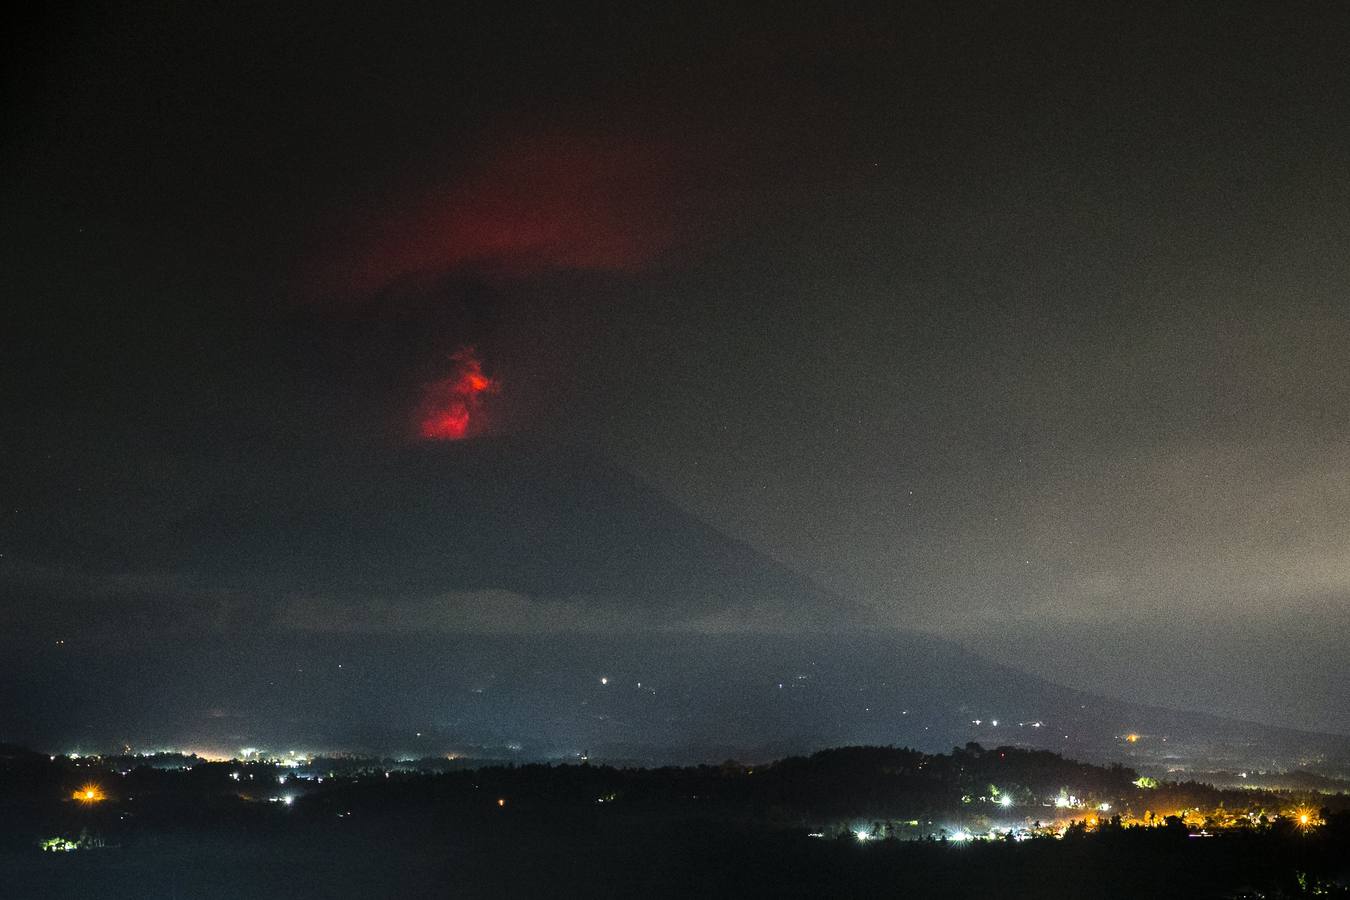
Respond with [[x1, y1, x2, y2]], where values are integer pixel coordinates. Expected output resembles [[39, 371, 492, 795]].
[[308, 133, 681, 299], [419, 348, 498, 440]]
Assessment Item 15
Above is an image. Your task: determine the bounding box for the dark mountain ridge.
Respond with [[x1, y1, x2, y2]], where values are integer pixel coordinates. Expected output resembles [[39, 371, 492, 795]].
[[3, 438, 1344, 775]]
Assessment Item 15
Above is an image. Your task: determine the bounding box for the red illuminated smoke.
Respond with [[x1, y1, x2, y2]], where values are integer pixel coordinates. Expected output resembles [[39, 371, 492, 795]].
[[419, 348, 498, 440], [305, 133, 679, 300]]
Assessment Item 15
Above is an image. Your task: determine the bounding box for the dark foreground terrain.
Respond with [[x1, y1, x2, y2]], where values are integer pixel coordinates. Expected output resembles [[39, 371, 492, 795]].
[[8, 817, 1350, 899], [4, 743, 1348, 898]]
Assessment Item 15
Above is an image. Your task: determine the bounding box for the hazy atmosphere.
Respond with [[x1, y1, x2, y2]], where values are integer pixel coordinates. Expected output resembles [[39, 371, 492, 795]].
[[10, 5, 1350, 898], [5, 0, 1350, 746]]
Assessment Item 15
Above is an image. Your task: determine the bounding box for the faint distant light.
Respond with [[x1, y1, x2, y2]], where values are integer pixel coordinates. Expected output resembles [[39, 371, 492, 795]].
[[1125, 733, 1140, 743], [600, 677, 609, 685], [1098, 803, 1112, 812], [990, 720, 998, 727], [497, 798, 506, 808]]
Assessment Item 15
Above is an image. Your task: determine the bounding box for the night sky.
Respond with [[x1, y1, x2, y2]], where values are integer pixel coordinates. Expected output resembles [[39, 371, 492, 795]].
[[4, 1, 1350, 740]]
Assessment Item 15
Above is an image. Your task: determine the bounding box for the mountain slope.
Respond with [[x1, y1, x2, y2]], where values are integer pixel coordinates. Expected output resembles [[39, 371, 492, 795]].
[[5, 436, 853, 630], [3, 438, 1345, 775], [4, 627, 1347, 778]]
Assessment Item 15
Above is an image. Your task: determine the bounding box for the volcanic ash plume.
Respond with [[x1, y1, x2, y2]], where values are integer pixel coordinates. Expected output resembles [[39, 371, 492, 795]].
[[418, 347, 498, 440]]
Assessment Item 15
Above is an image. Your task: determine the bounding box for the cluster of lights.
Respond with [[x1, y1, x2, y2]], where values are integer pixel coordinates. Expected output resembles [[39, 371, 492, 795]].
[[1053, 793, 1087, 809], [41, 837, 81, 852], [852, 825, 1032, 844], [235, 747, 311, 767], [822, 807, 1326, 846]]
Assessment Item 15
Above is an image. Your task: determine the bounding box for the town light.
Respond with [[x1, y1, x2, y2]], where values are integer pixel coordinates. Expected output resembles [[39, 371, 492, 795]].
[[73, 784, 104, 803]]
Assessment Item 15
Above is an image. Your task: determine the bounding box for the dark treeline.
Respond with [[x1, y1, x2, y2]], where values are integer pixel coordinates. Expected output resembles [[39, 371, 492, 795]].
[[3, 742, 1349, 897]]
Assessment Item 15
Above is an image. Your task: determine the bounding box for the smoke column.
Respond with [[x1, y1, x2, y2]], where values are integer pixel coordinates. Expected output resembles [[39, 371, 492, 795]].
[[419, 347, 498, 440]]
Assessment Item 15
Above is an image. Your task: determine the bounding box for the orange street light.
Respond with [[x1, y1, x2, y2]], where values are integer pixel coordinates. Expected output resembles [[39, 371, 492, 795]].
[[73, 784, 105, 803]]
